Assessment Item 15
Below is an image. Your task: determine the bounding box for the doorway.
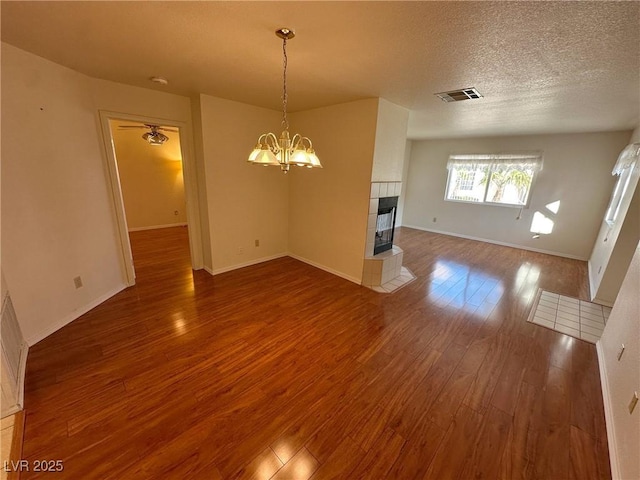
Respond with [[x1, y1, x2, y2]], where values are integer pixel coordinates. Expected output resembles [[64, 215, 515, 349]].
[[100, 112, 203, 285]]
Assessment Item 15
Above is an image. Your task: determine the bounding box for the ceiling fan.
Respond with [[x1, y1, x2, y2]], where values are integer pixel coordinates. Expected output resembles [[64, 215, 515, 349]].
[[118, 123, 177, 145]]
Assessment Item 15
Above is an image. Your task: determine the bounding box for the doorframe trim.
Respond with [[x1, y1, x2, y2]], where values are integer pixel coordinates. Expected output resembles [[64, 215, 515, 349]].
[[98, 110, 204, 286]]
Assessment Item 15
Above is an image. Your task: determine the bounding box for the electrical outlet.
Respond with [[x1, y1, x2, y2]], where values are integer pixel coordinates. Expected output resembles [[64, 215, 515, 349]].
[[255, 239, 260, 247], [433, 217, 437, 223], [237, 247, 244, 255], [73, 276, 83, 289], [174, 210, 179, 216]]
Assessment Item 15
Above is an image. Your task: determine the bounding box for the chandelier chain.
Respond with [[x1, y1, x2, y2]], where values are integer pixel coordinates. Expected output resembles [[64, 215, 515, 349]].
[[282, 37, 289, 130]]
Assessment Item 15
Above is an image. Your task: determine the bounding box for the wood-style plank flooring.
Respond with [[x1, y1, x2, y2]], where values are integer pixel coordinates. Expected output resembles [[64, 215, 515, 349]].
[[21, 226, 611, 479]]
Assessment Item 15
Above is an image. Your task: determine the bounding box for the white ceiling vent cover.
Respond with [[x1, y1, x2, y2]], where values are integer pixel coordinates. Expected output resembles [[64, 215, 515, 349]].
[[435, 87, 483, 103]]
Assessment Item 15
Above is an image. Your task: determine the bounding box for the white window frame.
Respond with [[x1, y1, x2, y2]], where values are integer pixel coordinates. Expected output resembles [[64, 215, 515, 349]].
[[445, 153, 543, 208], [605, 143, 640, 226]]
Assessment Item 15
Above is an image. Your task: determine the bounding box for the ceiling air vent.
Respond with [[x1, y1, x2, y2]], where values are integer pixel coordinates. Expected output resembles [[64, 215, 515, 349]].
[[435, 87, 483, 103]]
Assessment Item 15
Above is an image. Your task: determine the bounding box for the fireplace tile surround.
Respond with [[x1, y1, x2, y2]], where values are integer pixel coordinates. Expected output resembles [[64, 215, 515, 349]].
[[363, 181, 416, 293]]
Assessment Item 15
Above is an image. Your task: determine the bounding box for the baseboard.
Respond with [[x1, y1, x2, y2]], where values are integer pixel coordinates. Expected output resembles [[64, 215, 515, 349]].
[[206, 253, 289, 276], [202, 253, 362, 286], [286, 253, 362, 285], [402, 224, 588, 261], [26, 284, 127, 346], [128, 223, 187, 232], [596, 340, 620, 480], [591, 297, 615, 308]]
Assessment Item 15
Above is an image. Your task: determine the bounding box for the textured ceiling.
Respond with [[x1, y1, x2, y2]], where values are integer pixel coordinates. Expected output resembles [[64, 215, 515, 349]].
[[2, 1, 639, 139]]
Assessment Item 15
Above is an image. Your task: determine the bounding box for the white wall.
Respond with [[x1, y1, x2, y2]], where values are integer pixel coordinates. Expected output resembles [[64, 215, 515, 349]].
[[396, 140, 412, 226], [371, 99, 409, 182], [110, 121, 187, 230], [598, 241, 640, 480], [1, 43, 124, 344], [589, 127, 640, 305], [288, 99, 379, 283], [198, 95, 288, 274], [403, 131, 631, 259]]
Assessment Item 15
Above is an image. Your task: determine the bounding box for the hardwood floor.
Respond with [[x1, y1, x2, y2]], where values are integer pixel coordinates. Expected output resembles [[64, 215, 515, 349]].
[[20, 226, 611, 479]]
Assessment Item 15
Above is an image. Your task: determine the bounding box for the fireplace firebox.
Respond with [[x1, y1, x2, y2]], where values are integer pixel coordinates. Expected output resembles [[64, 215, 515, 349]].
[[374, 196, 398, 255]]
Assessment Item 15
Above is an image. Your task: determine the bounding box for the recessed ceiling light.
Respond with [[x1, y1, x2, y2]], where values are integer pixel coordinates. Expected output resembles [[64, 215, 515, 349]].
[[150, 76, 168, 85], [435, 87, 483, 103]]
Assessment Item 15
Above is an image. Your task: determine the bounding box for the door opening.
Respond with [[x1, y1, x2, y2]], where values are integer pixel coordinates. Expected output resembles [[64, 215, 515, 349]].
[[100, 112, 202, 285]]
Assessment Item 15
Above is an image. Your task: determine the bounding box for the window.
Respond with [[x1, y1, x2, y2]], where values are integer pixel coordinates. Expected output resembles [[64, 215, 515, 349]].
[[604, 143, 639, 225], [445, 153, 543, 207]]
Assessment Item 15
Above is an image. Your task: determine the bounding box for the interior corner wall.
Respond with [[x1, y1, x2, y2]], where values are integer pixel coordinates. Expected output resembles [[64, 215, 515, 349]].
[[288, 99, 379, 283], [403, 131, 632, 259], [598, 241, 640, 480], [199, 95, 288, 274], [1, 43, 124, 344], [589, 126, 640, 305]]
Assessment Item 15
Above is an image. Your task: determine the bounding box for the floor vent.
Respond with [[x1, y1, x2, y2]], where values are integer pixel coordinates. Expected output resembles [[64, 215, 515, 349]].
[[435, 87, 483, 103], [1, 292, 28, 418]]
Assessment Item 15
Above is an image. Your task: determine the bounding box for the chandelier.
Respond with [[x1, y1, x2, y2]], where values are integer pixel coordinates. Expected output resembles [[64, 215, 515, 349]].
[[247, 28, 322, 173]]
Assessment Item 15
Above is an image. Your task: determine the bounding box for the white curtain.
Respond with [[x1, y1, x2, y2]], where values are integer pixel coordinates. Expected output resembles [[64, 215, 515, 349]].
[[447, 153, 544, 171], [612, 143, 640, 175]]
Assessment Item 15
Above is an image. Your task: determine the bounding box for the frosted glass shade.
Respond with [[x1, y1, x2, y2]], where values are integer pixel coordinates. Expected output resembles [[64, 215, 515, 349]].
[[251, 148, 279, 166], [291, 148, 313, 167]]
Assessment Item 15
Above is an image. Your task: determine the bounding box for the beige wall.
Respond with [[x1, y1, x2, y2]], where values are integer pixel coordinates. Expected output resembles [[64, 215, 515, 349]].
[[1, 43, 124, 344], [110, 120, 187, 230], [589, 127, 640, 305], [403, 131, 631, 259], [371, 99, 409, 182], [199, 94, 288, 274], [598, 241, 640, 480], [288, 99, 379, 283]]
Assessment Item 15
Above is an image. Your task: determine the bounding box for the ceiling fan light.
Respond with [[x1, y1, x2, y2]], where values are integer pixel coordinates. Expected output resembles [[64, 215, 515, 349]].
[[142, 131, 168, 145]]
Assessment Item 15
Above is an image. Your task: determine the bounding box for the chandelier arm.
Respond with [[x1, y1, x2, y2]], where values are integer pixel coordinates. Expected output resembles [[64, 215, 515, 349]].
[[264, 133, 279, 152], [301, 137, 313, 149], [291, 133, 303, 150]]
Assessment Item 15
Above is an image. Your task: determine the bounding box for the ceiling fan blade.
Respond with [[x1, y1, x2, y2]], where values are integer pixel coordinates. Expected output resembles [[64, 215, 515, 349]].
[[157, 127, 179, 133]]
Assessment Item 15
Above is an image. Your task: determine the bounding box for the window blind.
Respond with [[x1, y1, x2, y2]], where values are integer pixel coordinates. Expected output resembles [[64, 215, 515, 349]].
[[446, 153, 544, 171]]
